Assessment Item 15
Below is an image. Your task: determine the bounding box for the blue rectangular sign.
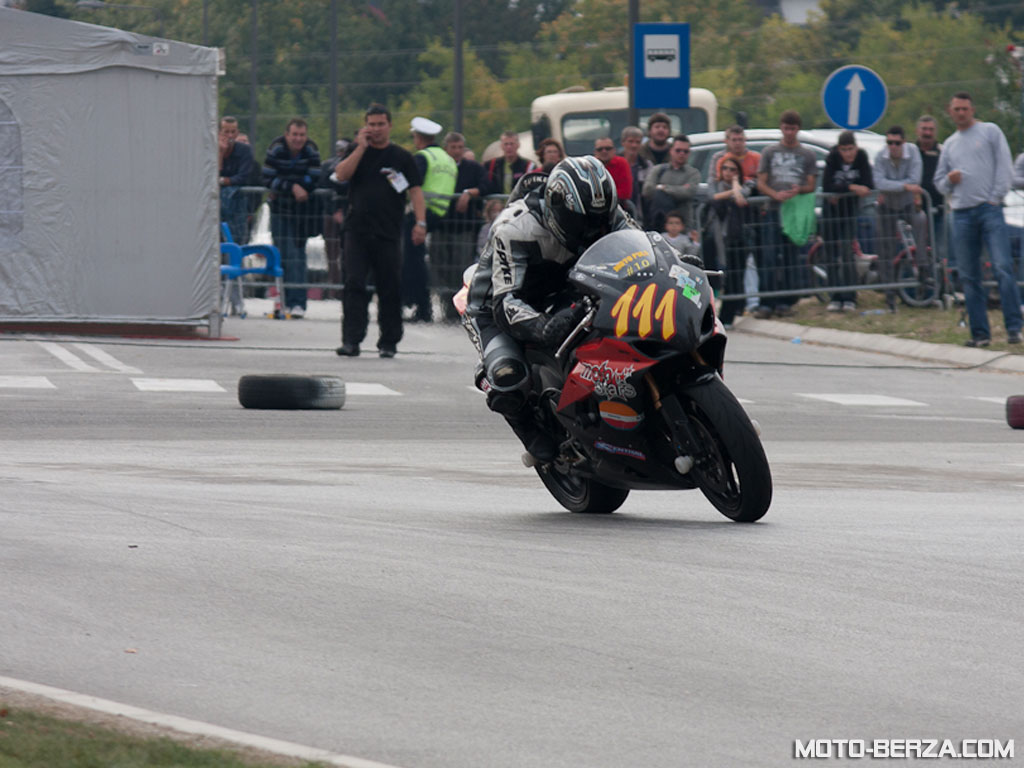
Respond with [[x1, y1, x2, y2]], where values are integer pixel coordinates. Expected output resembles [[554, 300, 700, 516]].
[[632, 23, 690, 110]]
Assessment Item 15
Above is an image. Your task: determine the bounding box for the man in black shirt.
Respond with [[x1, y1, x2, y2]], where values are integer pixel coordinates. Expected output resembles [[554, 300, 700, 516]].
[[333, 103, 425, 358], [639, 113, 673, 166]]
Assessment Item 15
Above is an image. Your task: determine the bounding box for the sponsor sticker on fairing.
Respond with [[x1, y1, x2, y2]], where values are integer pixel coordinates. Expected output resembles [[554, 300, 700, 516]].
[[598, 400, 644, 430]]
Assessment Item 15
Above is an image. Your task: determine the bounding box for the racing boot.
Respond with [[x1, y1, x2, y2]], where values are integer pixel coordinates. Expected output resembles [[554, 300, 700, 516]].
[[504, 413, 557, 463]]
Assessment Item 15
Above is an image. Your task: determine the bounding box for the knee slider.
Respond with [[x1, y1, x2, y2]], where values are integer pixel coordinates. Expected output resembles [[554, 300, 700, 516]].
[[488, 356, 528, 391], [487, 389, 525, 416]]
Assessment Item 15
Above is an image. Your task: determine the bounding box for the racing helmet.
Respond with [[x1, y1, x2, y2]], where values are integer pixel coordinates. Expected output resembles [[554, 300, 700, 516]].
[[542, 156, 618, 254]]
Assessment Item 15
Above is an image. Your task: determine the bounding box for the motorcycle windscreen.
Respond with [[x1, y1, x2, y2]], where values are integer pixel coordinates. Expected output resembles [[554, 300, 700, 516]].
[[570, 230, 715, 346]]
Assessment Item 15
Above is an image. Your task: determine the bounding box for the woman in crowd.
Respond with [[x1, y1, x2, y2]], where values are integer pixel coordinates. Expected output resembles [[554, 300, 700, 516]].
[[709, 156, 756, 326]]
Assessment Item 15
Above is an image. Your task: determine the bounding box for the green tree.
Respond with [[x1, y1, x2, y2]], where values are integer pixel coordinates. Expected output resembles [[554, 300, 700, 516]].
[[396, 40, 511, 155]]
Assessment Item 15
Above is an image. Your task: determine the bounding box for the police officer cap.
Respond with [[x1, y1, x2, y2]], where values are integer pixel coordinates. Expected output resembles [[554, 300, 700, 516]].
[[410, 116, 443, 136]]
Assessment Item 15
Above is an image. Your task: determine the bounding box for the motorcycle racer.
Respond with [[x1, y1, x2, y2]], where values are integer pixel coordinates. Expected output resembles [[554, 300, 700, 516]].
[[464, 156, 638, 461]]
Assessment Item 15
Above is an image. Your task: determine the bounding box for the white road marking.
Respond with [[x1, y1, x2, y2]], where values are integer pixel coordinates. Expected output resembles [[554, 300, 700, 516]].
[[132, 378, 226, 392], [737, 398, 754, 405], [797, 393, 928, 407], [864, 414, 1003, 424], [36, 341, 101, 373], [71, 343, 143, 374], [346, 382, 401, 396], [0, 675, 405, 768], [969, 396, 1009, 405], [0, 375, 56, 389]]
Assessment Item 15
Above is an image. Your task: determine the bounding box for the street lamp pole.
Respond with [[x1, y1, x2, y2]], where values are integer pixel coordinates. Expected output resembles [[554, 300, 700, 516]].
[[453, 0, 463, 132], [627, 0, 638, 129], [330, 0, 338, 149], [250, 0, 259, 146]]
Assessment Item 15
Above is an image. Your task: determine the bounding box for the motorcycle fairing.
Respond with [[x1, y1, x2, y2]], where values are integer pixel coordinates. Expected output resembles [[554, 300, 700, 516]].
[[568, 230, 717, 355], [556, 337, 656, 412]]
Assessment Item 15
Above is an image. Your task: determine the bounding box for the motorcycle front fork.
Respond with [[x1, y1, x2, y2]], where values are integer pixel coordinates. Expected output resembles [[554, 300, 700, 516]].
[[645, 373, 701, 475]]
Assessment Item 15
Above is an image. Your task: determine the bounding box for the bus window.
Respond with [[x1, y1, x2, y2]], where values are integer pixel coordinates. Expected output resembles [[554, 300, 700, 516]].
[[639, 110, 709, 136], [561, 116, 613, 153], [560, 109, 710, 155]]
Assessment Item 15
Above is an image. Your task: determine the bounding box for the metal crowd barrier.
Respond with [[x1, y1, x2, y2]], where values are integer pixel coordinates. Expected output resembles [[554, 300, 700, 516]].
[[218, 186, 507, 314], [696, 190, 945, 312], [223, 184, 1024, 318]]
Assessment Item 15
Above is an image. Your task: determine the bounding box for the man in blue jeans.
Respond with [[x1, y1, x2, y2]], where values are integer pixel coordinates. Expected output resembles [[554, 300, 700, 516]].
[[935, 91, 1022, 347], [263, 118, 321, 319]]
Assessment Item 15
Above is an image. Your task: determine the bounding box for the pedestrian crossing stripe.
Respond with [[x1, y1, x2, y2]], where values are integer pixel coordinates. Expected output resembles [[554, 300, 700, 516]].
[[345, 383, 401, 396], [0, 375, 56, 389], [132, 378, 226, 392], [797, 393, 927, 407]]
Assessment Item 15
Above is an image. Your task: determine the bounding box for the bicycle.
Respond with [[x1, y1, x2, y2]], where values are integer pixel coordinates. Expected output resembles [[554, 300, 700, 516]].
[[892, 218, 942, 307], [806, 218, 941, 308]]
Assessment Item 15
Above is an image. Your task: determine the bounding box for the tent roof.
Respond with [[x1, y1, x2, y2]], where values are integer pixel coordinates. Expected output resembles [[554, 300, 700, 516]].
[[0, 7, 219, 76]]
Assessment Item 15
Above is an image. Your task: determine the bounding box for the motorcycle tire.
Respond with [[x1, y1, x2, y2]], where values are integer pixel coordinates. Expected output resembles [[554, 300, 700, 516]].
[[238, 374, 346, 410], [535, 463, 630, 514], [1007, 395, 1024, 429], [678, 377, 772, 522]]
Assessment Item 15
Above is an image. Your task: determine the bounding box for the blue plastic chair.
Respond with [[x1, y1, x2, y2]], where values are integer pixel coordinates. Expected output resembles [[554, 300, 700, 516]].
[[219, 222, 285, 318]]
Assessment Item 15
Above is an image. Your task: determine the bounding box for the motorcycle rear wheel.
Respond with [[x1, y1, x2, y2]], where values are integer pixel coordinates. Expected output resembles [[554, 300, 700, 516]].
[[679, 378, 772, 522], [536, 462, 630, 514]]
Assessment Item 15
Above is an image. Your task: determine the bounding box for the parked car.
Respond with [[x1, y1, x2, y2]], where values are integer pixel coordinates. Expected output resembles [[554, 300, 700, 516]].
[[685, 128, 887, 187]]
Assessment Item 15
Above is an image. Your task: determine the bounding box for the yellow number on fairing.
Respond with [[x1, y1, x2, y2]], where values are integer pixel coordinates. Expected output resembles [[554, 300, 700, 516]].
[[631, 283, 657, 338], [610, 284, 638, 338], [611, 284, 679, 340], [654, 288, 677, 340]]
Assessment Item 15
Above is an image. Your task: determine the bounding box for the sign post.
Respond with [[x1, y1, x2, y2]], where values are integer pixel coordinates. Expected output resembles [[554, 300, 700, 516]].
[[632, 23, 690, 111], [821, 65, 887, 130]]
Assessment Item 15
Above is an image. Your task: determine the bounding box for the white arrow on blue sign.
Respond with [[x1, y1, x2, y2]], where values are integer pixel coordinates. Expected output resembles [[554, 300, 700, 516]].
[[821, 65, 887, 130]]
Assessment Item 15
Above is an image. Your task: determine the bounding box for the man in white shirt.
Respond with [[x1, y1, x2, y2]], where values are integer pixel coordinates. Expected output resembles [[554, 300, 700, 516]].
[[934, 91, 1021, 346]]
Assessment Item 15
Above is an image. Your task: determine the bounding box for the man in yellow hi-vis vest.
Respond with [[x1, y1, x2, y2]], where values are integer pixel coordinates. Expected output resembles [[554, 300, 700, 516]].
[[402, 116, 457, 323]]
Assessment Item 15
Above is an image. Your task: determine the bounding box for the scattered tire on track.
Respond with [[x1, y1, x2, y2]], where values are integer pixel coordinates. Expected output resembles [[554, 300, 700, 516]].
[[1007, 395, 1024, 429], [238, 375, 346, 410]]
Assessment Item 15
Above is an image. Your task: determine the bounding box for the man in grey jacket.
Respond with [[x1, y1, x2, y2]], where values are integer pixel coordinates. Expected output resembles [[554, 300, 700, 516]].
[[642, 134, 701, 233], [935, 92, 1021, 346], [873, 125, 923, 311]]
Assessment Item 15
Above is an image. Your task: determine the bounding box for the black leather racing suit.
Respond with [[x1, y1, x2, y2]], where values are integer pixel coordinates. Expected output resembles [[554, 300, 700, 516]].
[[463, 189, 637, 421]]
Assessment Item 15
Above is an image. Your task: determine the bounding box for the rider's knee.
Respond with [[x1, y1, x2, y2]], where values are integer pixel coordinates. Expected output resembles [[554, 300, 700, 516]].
[[486, 388, 526, 416]]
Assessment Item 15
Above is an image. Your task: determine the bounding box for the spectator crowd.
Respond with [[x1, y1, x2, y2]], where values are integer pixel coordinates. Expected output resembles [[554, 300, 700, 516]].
[[219, 89, 1024, 354]]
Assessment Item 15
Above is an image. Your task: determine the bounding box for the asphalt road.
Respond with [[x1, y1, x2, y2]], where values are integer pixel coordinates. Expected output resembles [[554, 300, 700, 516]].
[[2, 305, 1022, 767]]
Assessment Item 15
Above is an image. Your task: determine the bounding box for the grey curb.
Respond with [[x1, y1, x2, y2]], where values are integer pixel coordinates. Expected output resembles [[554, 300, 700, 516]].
[[732, 316, 1024, 374]]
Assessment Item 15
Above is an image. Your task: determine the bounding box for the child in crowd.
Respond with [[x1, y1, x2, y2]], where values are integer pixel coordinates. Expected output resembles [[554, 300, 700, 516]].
[[477, 198, 506, 254], [661, 210, 700, 258]]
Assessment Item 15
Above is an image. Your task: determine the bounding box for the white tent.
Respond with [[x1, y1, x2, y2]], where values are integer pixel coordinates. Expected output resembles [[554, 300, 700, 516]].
[[0, 8, 221, 330]]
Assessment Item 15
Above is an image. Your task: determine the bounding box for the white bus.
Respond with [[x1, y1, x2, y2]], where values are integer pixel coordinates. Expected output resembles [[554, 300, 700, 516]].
[[482, 85, 718, 162]]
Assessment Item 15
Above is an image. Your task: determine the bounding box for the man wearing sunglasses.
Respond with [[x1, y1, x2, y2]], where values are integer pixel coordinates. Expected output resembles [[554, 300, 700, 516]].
[[592, 138, 633, 208], [641, 134, 701, 233], [873, 125, 923, 312]]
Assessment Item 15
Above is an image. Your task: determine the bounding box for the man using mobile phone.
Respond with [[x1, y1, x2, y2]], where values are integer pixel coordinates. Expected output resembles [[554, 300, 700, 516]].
[[331, 103, 426, 358]]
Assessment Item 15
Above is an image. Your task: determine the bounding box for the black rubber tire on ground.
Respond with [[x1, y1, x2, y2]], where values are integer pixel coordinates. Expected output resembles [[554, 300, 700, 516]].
[[238, 374, 346, 410], [1007, 395, 1024, 429], [678, 377, 772, 522], [536, 462, 631, 513]]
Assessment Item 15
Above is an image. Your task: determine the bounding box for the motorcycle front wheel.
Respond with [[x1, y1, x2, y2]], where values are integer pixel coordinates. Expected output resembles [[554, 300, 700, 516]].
[[536, 461, 630, 514], [678, 377, 772, 522]]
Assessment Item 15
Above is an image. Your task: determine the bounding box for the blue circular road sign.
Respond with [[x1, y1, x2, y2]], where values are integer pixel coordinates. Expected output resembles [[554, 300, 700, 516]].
[[821, 65, 887, 130]]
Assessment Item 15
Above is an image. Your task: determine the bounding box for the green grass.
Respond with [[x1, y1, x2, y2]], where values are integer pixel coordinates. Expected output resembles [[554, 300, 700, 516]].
[[0, 708, 326, 768], [779, 290, 1024, 352]]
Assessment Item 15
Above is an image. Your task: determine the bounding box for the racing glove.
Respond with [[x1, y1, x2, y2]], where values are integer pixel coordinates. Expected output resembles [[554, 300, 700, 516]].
[[541, 306, 581, 349]]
